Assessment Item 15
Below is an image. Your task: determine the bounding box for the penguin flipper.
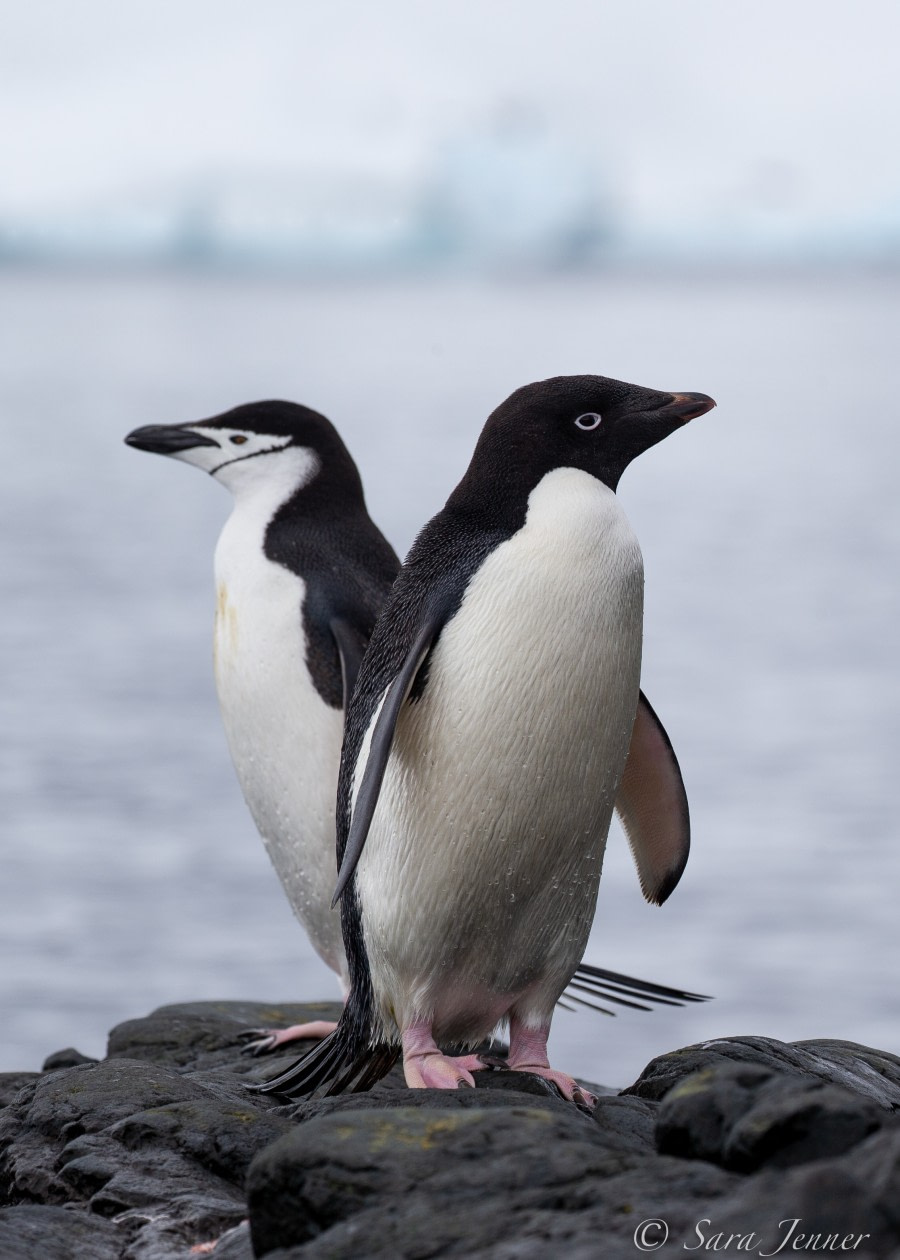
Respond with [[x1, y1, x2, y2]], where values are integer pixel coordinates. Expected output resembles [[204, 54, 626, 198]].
[[332, 611, 444, 906], [615, 690, 690, 906], [330, 616, 366, 709]]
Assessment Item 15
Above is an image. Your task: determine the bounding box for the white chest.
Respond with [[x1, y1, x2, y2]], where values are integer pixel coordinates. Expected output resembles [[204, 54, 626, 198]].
[[212, 488, 346, 972], [213, 503, 316, 734]]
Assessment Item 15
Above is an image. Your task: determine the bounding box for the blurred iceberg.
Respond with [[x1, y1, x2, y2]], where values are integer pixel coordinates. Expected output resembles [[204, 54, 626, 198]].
[[0, 110, 615, 273], [417, 106, 612, 269], [0, 114, 897, 271]]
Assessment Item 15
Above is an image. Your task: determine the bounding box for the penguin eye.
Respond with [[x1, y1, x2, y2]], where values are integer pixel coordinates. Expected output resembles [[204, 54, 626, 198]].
[[574, 413, 603, 431], [230, 434, 249, 445]]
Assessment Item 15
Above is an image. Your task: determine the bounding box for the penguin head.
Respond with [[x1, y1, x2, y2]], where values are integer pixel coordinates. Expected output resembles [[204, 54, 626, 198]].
[[125, 400, 363, 501], [465, 375, 715, 498]]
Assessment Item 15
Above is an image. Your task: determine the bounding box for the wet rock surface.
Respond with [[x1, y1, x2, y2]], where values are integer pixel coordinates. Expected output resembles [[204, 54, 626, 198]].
[[0, 1008, 897, 1258], [655, 1061, 887, 1171]]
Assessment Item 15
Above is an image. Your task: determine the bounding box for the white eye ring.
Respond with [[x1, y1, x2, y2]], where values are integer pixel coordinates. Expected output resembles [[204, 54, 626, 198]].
[[574, 412, 602, 431]]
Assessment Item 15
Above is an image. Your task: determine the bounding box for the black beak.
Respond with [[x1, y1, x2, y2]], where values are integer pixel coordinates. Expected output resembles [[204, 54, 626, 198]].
[[124, 425, 221, 455], [662, 392, 716, 422]]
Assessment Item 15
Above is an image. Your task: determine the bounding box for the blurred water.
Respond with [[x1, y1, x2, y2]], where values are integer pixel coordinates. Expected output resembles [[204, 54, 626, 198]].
[[1, 268, 898, 1087]]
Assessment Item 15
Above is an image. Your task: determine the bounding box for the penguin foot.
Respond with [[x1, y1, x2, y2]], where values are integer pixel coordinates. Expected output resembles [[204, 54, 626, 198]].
[[403, 1051, 477, 1090], [506, 1015, 597, 1109], [401, 1021, 477, 1089], [448, 1053, 492, 1074], [508, 1063, 597, 1109], [238, 1020, 339, 1056]]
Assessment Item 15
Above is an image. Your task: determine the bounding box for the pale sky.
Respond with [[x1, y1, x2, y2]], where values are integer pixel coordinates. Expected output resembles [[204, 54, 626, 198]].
[[1, 0, 899, 238]]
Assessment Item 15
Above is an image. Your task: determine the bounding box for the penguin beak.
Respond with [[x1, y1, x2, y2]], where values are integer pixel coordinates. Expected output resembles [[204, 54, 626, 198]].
[[124, 425, 221, 455], [662, 393, 716, 422]]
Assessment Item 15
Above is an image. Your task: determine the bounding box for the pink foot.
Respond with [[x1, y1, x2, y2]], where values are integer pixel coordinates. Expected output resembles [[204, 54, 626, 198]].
[[507, 1016, 597, 1109], [239, 1020, 338, 1056], [190, 1221, 247, 1254], [508, 1062, 597, 1108], [449, 1053, 491, 1074], [401, 1021, 477, 1089]]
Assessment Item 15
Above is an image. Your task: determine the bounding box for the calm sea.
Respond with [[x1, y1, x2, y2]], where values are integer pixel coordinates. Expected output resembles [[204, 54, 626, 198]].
[[2, 267, 898, 1086]]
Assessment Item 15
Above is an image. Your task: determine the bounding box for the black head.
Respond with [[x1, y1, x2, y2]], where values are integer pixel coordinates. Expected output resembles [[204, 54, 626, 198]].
[[124, 400, 365, 499], [451, 375, 715, 510]]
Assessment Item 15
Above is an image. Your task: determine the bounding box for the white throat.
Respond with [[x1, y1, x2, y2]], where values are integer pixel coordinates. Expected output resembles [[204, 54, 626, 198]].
[[213, 445, 320, 507]]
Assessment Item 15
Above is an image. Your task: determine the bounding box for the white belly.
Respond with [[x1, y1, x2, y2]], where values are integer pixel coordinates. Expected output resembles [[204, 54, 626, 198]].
[[356, 468, 644, 1041], [214, 502, 346, 987]]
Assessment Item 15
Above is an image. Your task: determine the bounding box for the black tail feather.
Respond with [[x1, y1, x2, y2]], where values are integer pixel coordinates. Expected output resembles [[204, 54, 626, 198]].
[[250, 1028, 344, 1097], [566, 980, 655, 1012], [563, 963, 712, 1014], [249, 1021, 398, 1100], [563, 986, 641, 1017], [337, 1044, 402, 1095]]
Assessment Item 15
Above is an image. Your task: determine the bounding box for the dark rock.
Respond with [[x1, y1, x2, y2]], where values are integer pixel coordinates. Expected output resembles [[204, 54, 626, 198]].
[[695, 1125, 900, 1259], [107, 1000, 343, 1078], [110, 1095, 292, 1183], [592, 1093, 658, 1153], [246, 1104, 632, 1254], [4, 1058, 210, 1150], [0, 1045, 293, 1256], [0, 1058, 206, 1206], [247, 1102, 735, 1259], [724, 1075, 887, 1171], [6, 1006, 900, 1259], [626, 1035, 900, 1109], [41, 1048, 99, 1072], [0, 1203, 122, 1259], [655, 1062, 775, 1162], [0, 1074, 39, 1109], [657, 1061, 888, 1171]]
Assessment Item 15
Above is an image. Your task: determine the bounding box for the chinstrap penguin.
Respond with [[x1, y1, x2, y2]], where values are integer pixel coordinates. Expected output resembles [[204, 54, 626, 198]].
[[257, 374, 715, 1107], [125, 400, 401, 1043]]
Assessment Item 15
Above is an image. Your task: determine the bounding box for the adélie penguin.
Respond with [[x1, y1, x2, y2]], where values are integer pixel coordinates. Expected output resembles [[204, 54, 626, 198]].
[[257, 374, 715, 1107]]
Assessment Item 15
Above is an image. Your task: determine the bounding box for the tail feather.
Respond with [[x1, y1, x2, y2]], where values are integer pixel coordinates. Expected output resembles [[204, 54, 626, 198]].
[[250, 1022, 399, 1099], [565, 963, 711, 1012], [352, 1046, 402, 1093], [251, 1028, 347, 1097], [563, 986, 637, 1017]]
